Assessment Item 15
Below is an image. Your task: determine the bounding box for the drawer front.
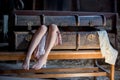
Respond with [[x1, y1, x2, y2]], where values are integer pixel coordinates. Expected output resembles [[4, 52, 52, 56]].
[[14, 32, 77, 50], [14, 32, 32, 50], [15, 15, 41, 26], [14, 31, 100, 50], [44, 16, 76, 26], [78, 32, 100, 49], [52, 32, 77, 49], [14, 15, 105, 27], [78, 15, 105, 26]]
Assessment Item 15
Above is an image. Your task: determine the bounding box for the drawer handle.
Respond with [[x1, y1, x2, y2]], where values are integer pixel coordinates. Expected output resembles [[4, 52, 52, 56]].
[[87, 34, 96, 41], [88, 20, 94, 26], [27, 21, 33, 31], [25, 34, 32, 42]]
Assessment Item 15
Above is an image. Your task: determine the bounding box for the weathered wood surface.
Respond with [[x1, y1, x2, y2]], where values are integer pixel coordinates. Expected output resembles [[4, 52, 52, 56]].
[[0, 50, 103, 61], [15, 15, 105, 26], [14, 31, 100, 50]]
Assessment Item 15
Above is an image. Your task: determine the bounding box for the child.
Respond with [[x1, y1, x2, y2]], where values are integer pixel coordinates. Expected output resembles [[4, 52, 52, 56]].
[[22, 24, 62, 70]]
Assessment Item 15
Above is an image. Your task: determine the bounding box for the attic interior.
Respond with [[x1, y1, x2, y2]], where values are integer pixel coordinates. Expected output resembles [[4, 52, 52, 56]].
[[0, 0, 119, 42], [0, 0, 120, 80]]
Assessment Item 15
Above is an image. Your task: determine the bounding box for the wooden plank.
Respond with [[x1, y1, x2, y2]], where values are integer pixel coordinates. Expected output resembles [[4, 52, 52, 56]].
[[14, 10, 117, 18], [17, 72, 107, 78], [0, 67, 99, 74], [0, 50, 104, 61]]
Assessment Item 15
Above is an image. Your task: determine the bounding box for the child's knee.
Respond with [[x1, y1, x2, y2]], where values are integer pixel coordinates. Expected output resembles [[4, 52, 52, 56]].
[[38, 25, 47, 32], [49, 24, 58, 32]]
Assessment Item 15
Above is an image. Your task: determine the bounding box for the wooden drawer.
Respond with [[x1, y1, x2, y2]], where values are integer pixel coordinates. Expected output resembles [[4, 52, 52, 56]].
[[78, 31, 100, 49], [14, 15, 105, 27], [15, 15, 41, 26], [14, 31, 100, 50], [44, 16, 76, 26], [78, 15, 106, 26]]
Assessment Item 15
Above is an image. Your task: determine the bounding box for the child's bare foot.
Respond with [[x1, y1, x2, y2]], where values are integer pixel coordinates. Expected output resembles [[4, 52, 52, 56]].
[[32, 55, 47, 70], [22, 59, 30, 70]]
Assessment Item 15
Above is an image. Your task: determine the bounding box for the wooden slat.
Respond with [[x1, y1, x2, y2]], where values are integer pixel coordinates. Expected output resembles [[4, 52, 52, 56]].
[[110, 64, 115, 80], [0, 67, 99, 74], [48, 50, 103, 59], [17, 72, 107, 78], [0, 50, 103, 61]]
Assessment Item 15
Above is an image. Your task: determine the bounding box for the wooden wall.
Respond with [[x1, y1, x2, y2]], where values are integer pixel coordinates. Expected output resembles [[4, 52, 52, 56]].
[[0, 0, 118, 14], [22, 0, 117, 12]]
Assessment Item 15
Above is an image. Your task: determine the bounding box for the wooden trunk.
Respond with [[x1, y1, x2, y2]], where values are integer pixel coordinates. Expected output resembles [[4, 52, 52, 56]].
[[9, 12, 106, 50], [14, 31, 100, 50], [14, 15, 105, 27]]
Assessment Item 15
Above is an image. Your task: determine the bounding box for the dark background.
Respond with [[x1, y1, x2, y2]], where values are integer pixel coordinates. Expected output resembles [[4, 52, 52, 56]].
[[0, 0, 119, 42]]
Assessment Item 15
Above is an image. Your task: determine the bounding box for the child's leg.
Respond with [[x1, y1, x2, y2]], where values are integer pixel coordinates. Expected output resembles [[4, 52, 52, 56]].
[[32, 24, 59, 70], [33, 33, 46, 59], [22, 25, 47, 70]]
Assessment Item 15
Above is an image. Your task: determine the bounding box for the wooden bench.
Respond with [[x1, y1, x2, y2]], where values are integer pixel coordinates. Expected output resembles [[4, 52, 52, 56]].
[[0, 50, 114, 79], [0, 11, 118, 80]]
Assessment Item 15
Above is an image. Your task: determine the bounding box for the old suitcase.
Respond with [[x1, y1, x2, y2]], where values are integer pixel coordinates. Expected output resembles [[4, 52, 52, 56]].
[[14, 31, 77, 50], [14, 31, 100, 50], [14, 15, 105, 27], [12, 15, 105, 50]]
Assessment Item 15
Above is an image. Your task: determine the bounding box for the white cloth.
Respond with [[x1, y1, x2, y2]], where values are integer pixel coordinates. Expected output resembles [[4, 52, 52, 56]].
[[97, 30, 118, 65], [38, 34, 46, 55], [37, 34, 46, 68], [32, 30, 46, 55]]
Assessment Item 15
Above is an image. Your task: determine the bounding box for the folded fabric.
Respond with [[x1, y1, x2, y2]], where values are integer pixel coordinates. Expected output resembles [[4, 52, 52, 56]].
[[97, 30, 118, 65], [38, 31, 62, 55], [38, 34, 46, 55]]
